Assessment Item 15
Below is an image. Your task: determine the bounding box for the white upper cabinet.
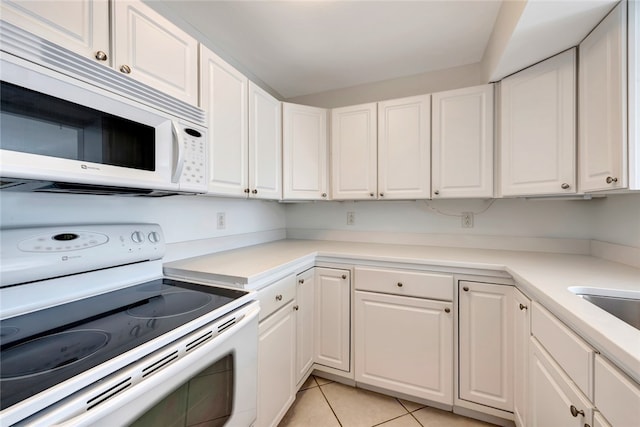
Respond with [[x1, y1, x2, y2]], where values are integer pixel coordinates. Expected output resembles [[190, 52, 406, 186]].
[[200, 45, 249, 197], [500, 49, 577, 197], [378, 94, 431, 200], [331, 103, 378, 200], [0, 0, 110, 64], [112, 1, 199, 105], [579, 1, 628, 192], [630, 0, 640, 191], [249, 82, 282, 200], [432, 84, 494, 198], [283, 103, 329, 200]]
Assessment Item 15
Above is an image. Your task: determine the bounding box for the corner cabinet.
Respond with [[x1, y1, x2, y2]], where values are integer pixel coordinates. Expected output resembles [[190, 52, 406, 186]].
[[513, 289, 531, 427], [432, 84, 494, 199], [331, 103, 378, 200], [295, 269, 315, 386], [282, 103, 329, 200], [314, 268, 350, 372], [377, 95, 431, 200], [248, 82, 282, 199], [499, 49, 577, 197], [579, 1, 629, 192], [200, 45, 249, 197], [458, 281, 513, 413]]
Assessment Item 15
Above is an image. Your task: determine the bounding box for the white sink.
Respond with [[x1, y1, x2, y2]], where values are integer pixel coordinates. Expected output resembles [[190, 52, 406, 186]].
[[569, 287, 640, 330]]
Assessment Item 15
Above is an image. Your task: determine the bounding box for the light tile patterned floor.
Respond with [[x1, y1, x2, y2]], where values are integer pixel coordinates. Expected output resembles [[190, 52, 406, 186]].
[[279, 376, 496, 427]]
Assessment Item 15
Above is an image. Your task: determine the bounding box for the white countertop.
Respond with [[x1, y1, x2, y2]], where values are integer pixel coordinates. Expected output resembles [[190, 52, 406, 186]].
[[164, 239, 640, 383]]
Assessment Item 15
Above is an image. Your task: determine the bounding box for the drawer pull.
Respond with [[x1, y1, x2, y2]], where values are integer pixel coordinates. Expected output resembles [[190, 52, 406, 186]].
[[444, 308, 450, 313], [397, 282, 403, 287], [463, 286, 469, 292], [275, 294, 283, 301], [293, 305, 299, 311], [569, 405, 585, 418], [519, 303, 528, 311], [342, 274, 347, 280]]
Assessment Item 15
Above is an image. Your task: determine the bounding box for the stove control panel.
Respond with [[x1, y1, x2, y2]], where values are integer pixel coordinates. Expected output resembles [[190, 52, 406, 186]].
[[0, 224, 165, 287]]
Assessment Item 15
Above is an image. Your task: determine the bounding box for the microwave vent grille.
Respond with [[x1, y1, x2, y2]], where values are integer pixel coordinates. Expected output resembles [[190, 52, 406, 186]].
[[0, 20, 206, 127]]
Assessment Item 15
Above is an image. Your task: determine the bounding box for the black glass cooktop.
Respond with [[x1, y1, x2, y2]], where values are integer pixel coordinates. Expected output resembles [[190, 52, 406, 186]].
[[0, 279, 248, 410]]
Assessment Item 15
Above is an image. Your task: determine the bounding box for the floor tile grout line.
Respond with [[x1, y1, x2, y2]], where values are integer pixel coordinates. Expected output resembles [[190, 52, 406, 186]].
[[408, 411, 425, 427], [317, 381, 343, 427]]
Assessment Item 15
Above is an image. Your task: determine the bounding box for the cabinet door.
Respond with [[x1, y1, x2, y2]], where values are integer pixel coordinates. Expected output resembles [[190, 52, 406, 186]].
[[249, 82, 282, 200], [257, 301, 296, 427], [283, 103, 329, 200], [331, 103, 378, 200], [355, 291, 453, 404], [500, 49, 576, 196], [513, 289, 531, 427], [378, 95, 431, 199], [529, 338, 593, 427], [579, 1, 628, 192], [594, 354, 640, 427], [112, 1, 198, 105], [314, 268, 350, 372], [432, 84, 494, 198], [200, 45, 249, 197], [459, 281, 513, 412], [295, 269, 315, 385], [0, 0, 110, 64]]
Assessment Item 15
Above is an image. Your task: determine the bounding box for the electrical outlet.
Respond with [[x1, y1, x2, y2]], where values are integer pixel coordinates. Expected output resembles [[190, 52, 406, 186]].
[[216, 212, 226, 230], [346, 211, 355, 226], [461, 212, 474, 228]]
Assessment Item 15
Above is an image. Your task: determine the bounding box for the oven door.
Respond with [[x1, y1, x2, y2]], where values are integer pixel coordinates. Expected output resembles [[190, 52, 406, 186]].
[[21, 301, 259, 427]]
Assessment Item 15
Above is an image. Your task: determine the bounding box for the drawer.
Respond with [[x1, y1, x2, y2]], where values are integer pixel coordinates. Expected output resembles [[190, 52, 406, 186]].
[[355, 266, 453, 300], [594, 354, 640, 427], [531, 302, 594, 399], [257, 274, 296, 321]]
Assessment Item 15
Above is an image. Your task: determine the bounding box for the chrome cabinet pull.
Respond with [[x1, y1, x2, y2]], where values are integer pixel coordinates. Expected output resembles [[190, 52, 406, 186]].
[[569, 405, 585, 418], [519, 303, 528, 311], [561, 183, 570, 189], [275, 294, 283, 301], [606, 176, 618, 184], [95, 51, 108, 61], [120, 64, 132, 74]]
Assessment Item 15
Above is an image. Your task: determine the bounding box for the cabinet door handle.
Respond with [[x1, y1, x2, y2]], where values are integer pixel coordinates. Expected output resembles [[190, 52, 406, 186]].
[[275, 294, 283, 301], [293, 305, 299, 311], [606, 176, 618, 184], [370, 193, 375, 197], [341, 274, 347, 280], [299, 279, 304, 284], [379, 193, 384, 197], [561, 183, 570, 189], [569, 405, 585, 418], [321, 193, 327, 198], [463, 286, 469, 292], [252, 189, 258, 194], [519, 303, 528, 311], [397, 282, 403, 287], [244, 188, 250, 193], [95, 50, 108, 61], [444, 308, 451, 313], [434, 190, 440, 195], [120, 64, 132, 74]]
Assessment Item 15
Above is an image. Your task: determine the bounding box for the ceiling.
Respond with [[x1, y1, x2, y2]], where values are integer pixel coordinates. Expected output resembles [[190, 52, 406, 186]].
[[155, 0, 618, 100]]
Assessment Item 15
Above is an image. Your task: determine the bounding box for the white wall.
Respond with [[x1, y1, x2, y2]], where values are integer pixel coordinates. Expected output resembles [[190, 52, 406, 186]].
[[285, 194, 640, 248], [285, 63, 484, 108], [0, 192, 286, 244]]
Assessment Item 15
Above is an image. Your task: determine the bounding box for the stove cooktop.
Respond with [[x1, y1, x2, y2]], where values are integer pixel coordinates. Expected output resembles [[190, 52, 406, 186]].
[[0, 279, 248, 410]]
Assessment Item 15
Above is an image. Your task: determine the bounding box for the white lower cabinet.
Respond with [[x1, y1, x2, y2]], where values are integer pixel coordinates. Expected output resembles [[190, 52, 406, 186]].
[[355, 291, 453, 404], [594, 354, 640, 427], [295, 269, 315, 386], [458, 281, 513, 412], [529, 337, 593, 427], [513, 289, 531, 427], [314, 268, 351, 372]]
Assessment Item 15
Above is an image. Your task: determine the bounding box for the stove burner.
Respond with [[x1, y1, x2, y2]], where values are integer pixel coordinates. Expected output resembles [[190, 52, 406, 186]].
[[127, 292, 212, 319], [1, 330, 109, 379]]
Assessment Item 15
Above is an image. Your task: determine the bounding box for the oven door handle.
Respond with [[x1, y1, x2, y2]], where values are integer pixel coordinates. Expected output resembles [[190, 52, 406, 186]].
[[42, 302, 259, 427]]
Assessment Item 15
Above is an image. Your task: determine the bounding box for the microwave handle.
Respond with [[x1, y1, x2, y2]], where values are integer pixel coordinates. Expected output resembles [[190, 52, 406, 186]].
[[171, 122, 186, 183]]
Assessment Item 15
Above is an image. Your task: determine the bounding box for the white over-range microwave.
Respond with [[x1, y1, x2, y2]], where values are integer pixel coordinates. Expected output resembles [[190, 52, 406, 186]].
[[0, 21, 208, 195]]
